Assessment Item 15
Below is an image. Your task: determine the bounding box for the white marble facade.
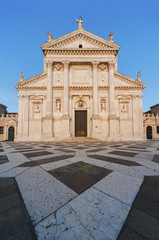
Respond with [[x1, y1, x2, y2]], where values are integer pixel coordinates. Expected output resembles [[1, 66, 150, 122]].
[[14, 18, 146, 141]]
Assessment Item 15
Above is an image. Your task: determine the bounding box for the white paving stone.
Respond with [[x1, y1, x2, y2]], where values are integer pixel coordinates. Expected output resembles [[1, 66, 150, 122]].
[[16, 166, 77, 224], [0, 161, 26, 174], [41, 160, 73, 171], [35, 188, 130, 240], [83, 157, 109, 167], [0, 167, 30, 177], [93, 171, 143, 205], [6, 152, 30, 162]]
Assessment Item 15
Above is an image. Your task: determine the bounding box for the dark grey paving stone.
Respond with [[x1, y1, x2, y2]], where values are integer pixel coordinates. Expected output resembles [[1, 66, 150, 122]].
[[0, 177, 37, 239], [54, 148, 75, 153], [128, 146, 147, 149], [0, 155, 8, 165], [87, 154, 141, 166], [86, 148, 105, 153], [0, 149, 4, 152], [0, 205, 25, 236], [0, 192, 21, 213], [10, 149, 42, 153], [117, 227, 145, 240], [143, 176, 159, 189], [127, 208, 159, 240], [117, 175, 159, 240], [0, 178, 15, 188], [133, 194, 159, 219], [23, 151, 53, 158], [49, 161, 112, 194], [108, 150, 137, 157], [152, 154, 159, 163], [137, 184, 159, 202], [18, 161, 38, 167], [0, 183, 18, 198], [2, 223, 36, 240]]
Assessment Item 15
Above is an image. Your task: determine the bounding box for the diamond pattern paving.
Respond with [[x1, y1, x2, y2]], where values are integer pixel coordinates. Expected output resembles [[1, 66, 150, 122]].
[[0, 140, 159, 240], [49, 161, 112, 194]]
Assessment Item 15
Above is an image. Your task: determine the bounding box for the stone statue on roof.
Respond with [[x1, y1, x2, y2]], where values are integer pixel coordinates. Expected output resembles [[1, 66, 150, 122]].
[[109, 32, 114, 42], [47, 33, 53, 41], [76, 16, 83, 29], [20, 72, 24, 82], [137, 71, 141, 81]]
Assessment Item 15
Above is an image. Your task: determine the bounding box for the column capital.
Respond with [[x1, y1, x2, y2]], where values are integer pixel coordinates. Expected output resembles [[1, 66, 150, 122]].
[[92, 61, 100, 69], [62, 60, 70, 69], [108, 62, 115, 69], [46, 61, 53, 69]]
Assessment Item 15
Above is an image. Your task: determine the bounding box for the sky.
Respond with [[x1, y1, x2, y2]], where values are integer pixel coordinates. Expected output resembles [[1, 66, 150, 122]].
[[0, 0, 159, 112]]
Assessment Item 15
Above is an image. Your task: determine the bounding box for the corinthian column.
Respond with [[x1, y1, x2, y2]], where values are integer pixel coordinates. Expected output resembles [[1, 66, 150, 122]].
[[108, 62, 115, 115], [46, 61, 53, 116], [92, 61, 99, 116], [63, 61, 69, 116]]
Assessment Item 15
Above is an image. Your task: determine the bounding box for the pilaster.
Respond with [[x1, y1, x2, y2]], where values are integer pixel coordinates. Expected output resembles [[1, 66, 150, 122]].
[[23, 95, 29, 138], [16, 95, 23, 139], [108, 62, 119, 139], [42, 61, 54, 138], [92, 61, 101, 138], [61, 60, 70, 138]]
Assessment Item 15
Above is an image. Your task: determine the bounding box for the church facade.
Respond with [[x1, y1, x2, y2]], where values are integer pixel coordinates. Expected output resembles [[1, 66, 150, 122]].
[[15, 18, 146, 141]]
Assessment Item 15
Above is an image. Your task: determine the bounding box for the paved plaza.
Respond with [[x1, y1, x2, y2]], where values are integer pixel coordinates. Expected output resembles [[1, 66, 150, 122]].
[[0, 140, 159, 240]]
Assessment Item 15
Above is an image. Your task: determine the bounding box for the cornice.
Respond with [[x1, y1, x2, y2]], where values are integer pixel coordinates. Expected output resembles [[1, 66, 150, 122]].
[[16, 86, 47, 91], [115, 86, 144, 90], [98, 86, 109, 90], [44, 49, 118, 55], [114, 71, 146, 89], [69, 86, 93, 91], [14, 73, 47, 89], [53, 86, 63, 90]]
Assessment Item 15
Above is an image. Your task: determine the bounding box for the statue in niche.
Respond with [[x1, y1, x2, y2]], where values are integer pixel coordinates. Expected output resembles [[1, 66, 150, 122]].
[[20, 72, 24, 82], [76, 16, 83, 29], [47, 33, 53, 41], [34, 104, 40, 113], [56, 100, 61, 112], [137, 71, 141, 81], [109, 32, 114, 42], [101, 100, 106, 112]]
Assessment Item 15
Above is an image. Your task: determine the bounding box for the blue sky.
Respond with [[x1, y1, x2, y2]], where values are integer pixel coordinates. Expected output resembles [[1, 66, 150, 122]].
[[0, 0, 159, 112]]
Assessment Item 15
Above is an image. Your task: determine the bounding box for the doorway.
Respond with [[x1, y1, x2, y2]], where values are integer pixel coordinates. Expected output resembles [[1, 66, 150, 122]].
[[8, 126, 15, 141], [75, 110, 87, 137], [146, 126, 152, 139]]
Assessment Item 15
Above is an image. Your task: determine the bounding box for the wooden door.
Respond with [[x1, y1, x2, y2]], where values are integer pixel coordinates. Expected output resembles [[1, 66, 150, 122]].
[[8, 126, 15, 141], [146, 126, 152, 139], [75, 110, 87, 137]]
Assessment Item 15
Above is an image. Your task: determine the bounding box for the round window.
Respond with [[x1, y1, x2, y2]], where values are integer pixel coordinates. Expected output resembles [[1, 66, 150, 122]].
[[79, 44, 83, 48]]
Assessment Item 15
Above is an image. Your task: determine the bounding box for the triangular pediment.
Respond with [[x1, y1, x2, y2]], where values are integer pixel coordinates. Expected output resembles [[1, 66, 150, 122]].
[[114, 72, 146, 89], [41, 29, 120, 51], [14, 73, 47, 90]]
